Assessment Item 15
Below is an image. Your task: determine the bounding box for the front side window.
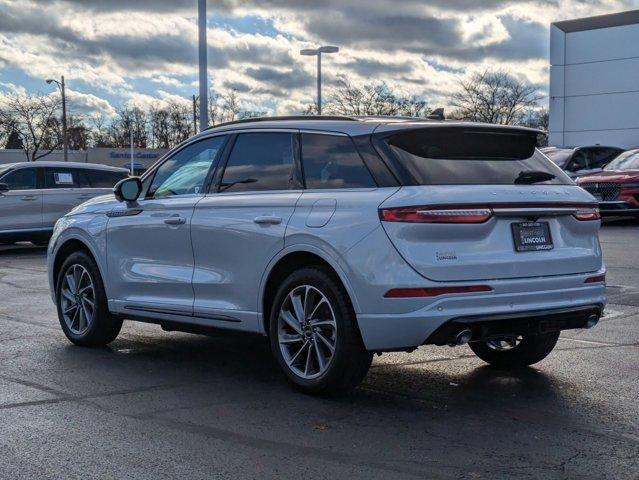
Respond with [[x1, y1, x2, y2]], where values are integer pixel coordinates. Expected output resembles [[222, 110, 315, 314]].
[[219, 133, 296, 193], [148, 136, 226, 198], [45, 168, 79, 188], [384, 127, 571, 185], [1, 168, 37, 190], [566, 151, 588, 171], [301, 133, 376, 189]]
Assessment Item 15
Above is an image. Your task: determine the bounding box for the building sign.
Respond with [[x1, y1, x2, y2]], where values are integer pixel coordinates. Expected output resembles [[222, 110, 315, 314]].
[[109, 151, 161, 159]]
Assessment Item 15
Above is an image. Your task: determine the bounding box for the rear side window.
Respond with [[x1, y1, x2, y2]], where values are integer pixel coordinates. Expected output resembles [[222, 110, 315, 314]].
[[219, 133, 296, 192], [44, 168, 79, 188], [85, 169, 128, 188], [301, 134, 376, 189], [385, 127, 570, 185], [1, 168, 37, 190]]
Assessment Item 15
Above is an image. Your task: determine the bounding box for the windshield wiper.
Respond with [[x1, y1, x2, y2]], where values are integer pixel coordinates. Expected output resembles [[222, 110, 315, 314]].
[[514, 170, 555, 185]]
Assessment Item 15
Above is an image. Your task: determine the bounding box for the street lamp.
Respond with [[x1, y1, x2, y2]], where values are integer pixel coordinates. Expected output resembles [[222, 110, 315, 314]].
[[46, 76, 68, 162], [300, 45, 339, 115]]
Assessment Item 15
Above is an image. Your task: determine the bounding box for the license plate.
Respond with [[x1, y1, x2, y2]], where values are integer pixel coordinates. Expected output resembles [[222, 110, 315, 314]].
[[511, 222, 553, 252]]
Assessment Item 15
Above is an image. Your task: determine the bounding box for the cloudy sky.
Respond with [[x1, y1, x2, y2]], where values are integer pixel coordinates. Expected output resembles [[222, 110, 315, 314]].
[[0, 0, 637, 119]]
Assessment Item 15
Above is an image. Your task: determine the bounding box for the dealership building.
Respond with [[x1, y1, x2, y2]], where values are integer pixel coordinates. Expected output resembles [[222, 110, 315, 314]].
[[0, 147, 169, 170], [550, 10, 639, 148]]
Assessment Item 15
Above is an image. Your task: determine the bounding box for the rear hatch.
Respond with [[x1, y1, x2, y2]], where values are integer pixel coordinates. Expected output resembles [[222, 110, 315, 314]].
[[375, 125, 602, 282]]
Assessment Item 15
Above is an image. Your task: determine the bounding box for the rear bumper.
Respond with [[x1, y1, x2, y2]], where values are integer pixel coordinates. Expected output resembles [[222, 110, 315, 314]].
[[599, 201, 639, 216], [356, 276, 606, 351]]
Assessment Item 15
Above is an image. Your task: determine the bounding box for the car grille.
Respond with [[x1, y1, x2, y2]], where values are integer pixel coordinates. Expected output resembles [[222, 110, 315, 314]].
[[580, 182, 620, 201]]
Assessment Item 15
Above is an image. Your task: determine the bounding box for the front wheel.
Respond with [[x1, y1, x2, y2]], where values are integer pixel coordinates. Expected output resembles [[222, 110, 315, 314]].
[[269, 267, 372, 395], [55, 251, 122, 347], [469, 331, 560, 369]]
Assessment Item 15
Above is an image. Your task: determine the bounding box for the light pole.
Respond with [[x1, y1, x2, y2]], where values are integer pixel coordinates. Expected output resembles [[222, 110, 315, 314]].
[[300, 46, 339, 115], [198, 0, 208, 130], [46, 75, 68, 161]]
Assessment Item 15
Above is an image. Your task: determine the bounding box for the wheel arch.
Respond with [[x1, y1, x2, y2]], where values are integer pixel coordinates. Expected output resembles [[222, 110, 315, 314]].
[[52, 236, 103, 292], [259, 245, 360, 336]]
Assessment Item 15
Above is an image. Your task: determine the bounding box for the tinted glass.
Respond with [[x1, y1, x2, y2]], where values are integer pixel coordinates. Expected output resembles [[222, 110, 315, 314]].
[[45, 168, 79, 188], [605, 150, 639, 171], [85, 169, 128, 188], [386, 128, 570, 185], [2, 168, 37, 190], [567, 151, 588, 171], [149, 136, 226, 198], [301, 134, 376, 189], [220, 133, 295, 192], [589, 147, 622, 169], [544, 149, 572, 167]]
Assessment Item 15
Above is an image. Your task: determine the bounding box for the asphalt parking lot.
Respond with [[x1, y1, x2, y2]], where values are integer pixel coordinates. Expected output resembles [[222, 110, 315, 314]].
[[0, 220, 637, 480]]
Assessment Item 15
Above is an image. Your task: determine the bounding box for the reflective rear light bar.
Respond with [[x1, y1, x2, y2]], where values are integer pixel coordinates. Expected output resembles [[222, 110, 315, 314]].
[[573, 207, 600, 221], [379, 207, 492, 224], [584, 273, 606, 284], [379, 203, 600, 223], [384, 285, 493, 298]]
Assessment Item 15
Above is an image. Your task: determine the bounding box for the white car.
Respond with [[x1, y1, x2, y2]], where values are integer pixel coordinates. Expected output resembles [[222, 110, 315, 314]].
[[47, 116, 606, 394], [0, 161, 128, 245]]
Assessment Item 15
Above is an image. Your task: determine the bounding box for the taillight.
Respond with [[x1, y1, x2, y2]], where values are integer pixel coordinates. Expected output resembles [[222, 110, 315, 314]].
[[584, 273, 606, 284], [380, 207, 492, 224], [573, 207, 600, 221], [384, 285, 493, 298]]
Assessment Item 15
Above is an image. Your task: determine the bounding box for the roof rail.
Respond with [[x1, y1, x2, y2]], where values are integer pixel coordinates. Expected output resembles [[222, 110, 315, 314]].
[[204, 115, 359, 131]]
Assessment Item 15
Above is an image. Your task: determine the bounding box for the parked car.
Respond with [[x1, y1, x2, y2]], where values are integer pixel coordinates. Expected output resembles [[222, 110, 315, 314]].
[[0, 161, 128, 245], [577, 148, 639, 218], [541, 146, 623, 179], [47, 116, 606, 394]]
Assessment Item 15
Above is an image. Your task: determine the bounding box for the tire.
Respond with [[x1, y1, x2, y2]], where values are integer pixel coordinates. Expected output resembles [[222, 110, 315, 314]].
[[269, 266, 372, 395], [55, 251, 122, 347], [469, 331, 560, 369]]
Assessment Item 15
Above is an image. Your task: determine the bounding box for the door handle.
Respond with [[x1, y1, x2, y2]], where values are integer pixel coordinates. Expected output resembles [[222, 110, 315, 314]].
[[164, 215, 186, 225], [20, 195, 38, 201], [253, 215, 282, 225]]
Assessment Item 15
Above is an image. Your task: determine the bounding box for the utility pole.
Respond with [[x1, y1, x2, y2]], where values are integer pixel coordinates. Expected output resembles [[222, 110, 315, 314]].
[[198, 0, 208, 130], [192, 95, 198, 135], [130, 128, 134, 176], [46, 75, 68, 161]]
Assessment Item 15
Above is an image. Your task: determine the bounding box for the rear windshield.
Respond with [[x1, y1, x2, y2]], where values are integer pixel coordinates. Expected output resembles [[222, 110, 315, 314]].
[[384, 127, 571, 185], [604, 150, 639, 171]]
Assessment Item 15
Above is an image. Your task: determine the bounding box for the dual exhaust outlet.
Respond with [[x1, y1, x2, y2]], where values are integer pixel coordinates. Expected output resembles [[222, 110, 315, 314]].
[[448, 314, 600, 347]]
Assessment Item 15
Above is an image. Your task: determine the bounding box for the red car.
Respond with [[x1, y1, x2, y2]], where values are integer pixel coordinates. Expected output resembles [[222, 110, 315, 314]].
[[577, 148, 639, 218]]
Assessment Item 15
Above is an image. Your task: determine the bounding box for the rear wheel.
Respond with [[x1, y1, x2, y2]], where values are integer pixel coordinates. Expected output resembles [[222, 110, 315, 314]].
[[55, 251, 122, 346], [469, 331, 560, 369], [269, 266, 372, 395]]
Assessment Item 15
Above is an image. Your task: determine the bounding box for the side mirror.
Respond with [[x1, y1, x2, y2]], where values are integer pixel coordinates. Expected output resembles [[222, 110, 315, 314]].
[[0, 183, 8, 193], [113, 177, 142, 203]]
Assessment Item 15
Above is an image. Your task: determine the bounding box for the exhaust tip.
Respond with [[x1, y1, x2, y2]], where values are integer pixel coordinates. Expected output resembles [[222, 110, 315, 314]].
[[455, 329, 473, 345], [585, 314, 599, 329]]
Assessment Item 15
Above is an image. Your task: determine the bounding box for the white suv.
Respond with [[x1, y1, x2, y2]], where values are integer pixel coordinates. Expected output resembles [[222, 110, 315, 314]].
[[47, 116, 606, 394]]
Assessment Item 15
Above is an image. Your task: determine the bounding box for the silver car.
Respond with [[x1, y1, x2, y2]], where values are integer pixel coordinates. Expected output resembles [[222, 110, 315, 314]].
[[47, 117, 606, 394], [0, 161, 128, 246]]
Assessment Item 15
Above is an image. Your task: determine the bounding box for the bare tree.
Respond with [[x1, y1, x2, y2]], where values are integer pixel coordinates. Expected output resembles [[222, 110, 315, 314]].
[[450, 69, 543, 125], [325, 79, 429, 117], [0, 93, 62, 161]]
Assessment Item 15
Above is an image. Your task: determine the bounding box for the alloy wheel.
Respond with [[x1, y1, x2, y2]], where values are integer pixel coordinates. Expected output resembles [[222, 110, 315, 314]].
[[60, 264, 95, 335], [277, 285, 337, 379]]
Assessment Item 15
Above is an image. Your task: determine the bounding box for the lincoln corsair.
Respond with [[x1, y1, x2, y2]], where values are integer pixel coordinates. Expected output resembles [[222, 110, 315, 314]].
[[47, 116, 606, 394]]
